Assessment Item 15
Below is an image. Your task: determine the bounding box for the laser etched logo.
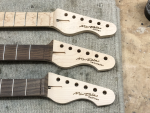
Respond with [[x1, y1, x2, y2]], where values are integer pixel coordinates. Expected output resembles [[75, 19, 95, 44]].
[[79, 25, 101, 31], [73, 92, 99, 100], [76, 57, 104, 66]]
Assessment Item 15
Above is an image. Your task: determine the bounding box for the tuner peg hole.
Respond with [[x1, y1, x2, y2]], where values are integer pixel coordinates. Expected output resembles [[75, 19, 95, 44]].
[[75, 83, 79, 87], [106, 24, 109, 27], [95, 54, 99, 58], [104, 57, 108, 60], [89, 20, 92, 23], [86, 52, 90, 55], [84, 85, 88, 89], [60, 44, 64, 48], [66, 80, 69, 84], [80, 18, 84, 21], [72, 15, 76, 19], [103, 91, 107, 95], [93, 88, 97, 92], [69, 47, 72, 50], [56, 77, 60, 82], [77, 49, 81, 53], [97, 22, 101, 25], [64, 13, 68, 16]]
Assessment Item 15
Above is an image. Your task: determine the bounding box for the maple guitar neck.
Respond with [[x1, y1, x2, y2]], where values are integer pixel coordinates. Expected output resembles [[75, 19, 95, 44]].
[[0, 9, 117, 37], [0, 40, 115, 71], [0, 72, 115, 106]]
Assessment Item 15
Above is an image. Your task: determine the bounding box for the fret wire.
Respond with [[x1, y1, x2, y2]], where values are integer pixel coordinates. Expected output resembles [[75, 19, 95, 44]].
[[25, 79, 27, 96], [13, 12, 16, 26], [36, 12, 38, 26], [15, 44, 18, 60], [11, 79, 14, 96], [29, 45, 31, 60], [24, 12, 27, 26], [3, 45, 5, 60], [3, 12, 6, 26], [0, 79, 2, 95]]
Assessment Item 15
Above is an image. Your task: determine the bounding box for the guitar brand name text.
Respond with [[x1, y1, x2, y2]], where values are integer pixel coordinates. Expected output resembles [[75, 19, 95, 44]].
[[79, 25, 101, 31]]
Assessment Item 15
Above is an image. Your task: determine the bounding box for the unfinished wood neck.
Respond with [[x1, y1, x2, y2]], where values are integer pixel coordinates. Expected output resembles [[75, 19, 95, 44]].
[[0, 40, 115, 71], [0, 9, 117, 38], [0, 73, 115, 106]]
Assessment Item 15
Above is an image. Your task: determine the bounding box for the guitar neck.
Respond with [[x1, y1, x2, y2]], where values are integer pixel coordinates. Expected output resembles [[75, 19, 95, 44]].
[[0, 12, 53, 27], [0, 44, 53, 61], [0, 75, 48, 97]]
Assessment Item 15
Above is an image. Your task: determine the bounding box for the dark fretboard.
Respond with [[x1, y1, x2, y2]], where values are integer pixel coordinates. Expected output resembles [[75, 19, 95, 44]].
[[0, 43, 53, 62], [0, 75, 48, 97]]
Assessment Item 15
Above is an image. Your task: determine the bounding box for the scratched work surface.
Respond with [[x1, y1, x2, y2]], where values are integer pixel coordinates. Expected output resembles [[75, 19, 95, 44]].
[[0, 0, 124, 113]]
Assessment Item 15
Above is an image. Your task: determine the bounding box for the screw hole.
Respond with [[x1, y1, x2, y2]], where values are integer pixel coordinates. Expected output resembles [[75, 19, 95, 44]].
[[86, 52, 90, 55], [75, 83, 79, 87], [103, 91, 107, 95], [69, 47, 72, 50], [84, 85, 88, 89], [77, 49, 81, 53], [95, 54, 99, 58], [104, 57, 108, 60], [72, 15, 76, 19], [56, 77, 60, 81], [93, 88, 97, 92], [106, 24, 109, 27], [60, 44, 64, 48], [97, 22, 101, 25], [66, 80, 69, 84], [80, 18, 84, 21], [64, 13, 68, 16], [89, 20, 92, 23]]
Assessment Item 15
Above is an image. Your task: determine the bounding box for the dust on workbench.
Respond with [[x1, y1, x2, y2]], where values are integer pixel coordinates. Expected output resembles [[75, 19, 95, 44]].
[[116, 0, 150, 113]]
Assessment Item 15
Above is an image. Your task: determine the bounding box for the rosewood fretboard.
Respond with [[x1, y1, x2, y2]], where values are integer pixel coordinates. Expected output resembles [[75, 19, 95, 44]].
[[0, 75, 48, 97], [0, 43, 53, 61]]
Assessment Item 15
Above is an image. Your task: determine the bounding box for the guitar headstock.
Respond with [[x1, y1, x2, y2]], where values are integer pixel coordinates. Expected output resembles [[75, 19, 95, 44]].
[[51, 40, 115, 71], [52, 9, 117, 38], [47, 73, 115, 106]]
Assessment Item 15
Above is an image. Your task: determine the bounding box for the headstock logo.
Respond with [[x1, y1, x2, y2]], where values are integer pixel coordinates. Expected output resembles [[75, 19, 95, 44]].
[[76, 57, 104, 66], [73, 92, 99, 101], [79, 25, 101, 31]]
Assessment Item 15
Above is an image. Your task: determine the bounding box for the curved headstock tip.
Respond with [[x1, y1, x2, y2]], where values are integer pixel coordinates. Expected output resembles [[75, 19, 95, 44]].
[[53, 9, 117, 38], [47, 73, 116, 106]]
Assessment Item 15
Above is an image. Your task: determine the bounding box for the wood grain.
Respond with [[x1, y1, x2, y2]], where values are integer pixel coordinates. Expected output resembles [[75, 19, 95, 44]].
[[0, 9, 117, 38], [0, 75, 48, 97]]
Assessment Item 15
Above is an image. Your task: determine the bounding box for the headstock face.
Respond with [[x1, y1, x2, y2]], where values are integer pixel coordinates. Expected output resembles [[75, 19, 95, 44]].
[[53, 9, 117, 38], [47, 73, 115, 106], [52, 40, 115, 71]]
